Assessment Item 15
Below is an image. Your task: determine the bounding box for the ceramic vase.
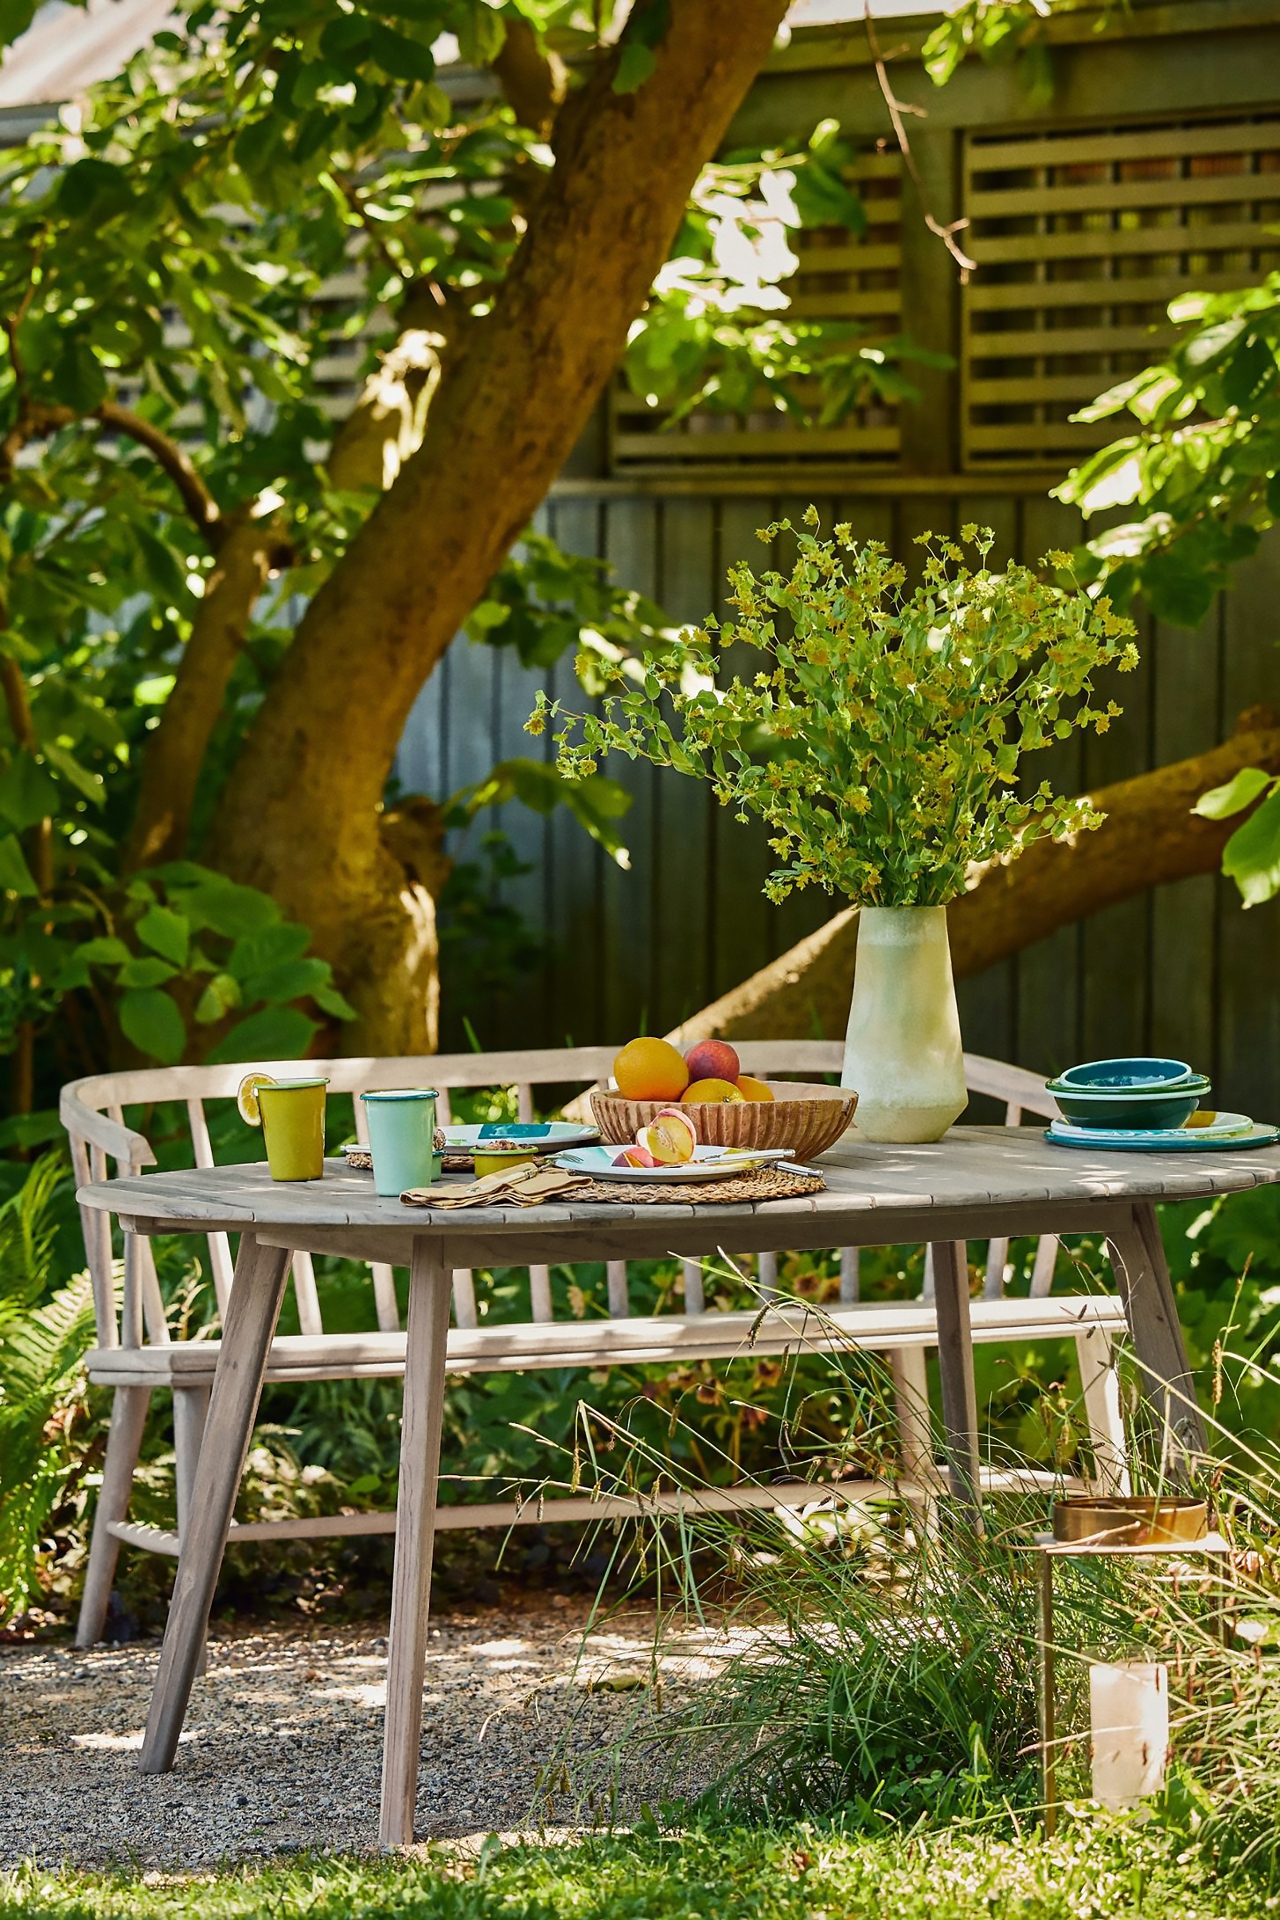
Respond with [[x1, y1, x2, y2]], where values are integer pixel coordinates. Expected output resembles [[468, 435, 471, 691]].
[[841, 905, 967, 1143]]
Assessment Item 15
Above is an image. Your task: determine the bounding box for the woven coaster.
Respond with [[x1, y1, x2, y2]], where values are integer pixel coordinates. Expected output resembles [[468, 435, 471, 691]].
[[344, 1149, 470, 1172], [571, 1165, 825, 1205]]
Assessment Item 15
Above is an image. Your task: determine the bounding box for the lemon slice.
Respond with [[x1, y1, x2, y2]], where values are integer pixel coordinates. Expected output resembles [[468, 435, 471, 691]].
[[237, 1072, 276, 1127]]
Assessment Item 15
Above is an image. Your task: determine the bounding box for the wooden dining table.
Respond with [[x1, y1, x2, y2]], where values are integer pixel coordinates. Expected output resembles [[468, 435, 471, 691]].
[[77, 1127, 1280, 1844]]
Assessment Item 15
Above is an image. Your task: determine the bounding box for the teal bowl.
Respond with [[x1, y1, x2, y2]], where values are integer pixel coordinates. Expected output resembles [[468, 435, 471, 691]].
[[1048, 1079, 1210, 1130], [1056, 1057, 1196, 1093]]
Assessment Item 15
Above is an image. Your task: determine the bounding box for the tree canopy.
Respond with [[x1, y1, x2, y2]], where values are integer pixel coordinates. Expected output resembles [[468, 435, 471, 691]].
[[0, 0, 947, 1101]]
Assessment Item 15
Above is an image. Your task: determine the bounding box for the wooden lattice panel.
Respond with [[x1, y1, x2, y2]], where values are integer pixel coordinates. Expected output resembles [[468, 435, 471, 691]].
[[962, 113, 1280, 469], [609, 150, 903, 471]]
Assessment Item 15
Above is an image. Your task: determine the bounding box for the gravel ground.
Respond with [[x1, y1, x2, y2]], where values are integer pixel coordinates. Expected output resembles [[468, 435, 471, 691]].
[[0, 1601, 728, 1869]]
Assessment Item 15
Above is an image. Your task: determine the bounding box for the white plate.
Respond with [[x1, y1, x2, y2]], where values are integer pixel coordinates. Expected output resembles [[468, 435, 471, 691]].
[[1048, 1110, 1255, 1146], [1047, 1113, 1280, 1151], [554, 1144, 783, 1184]]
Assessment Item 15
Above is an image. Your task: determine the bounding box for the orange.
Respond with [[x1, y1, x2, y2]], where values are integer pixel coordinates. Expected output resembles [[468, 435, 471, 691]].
[[681, 1077, 745, 1104], [613, 1037, 689, 1101], [735, 1075, 775, 1103]]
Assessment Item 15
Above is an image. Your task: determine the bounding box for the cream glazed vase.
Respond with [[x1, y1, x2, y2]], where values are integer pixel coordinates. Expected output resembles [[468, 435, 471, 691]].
[[841, 905, 968, 1143]]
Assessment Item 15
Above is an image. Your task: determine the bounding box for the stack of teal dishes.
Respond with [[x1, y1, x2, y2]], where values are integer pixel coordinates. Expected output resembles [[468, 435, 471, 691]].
[[1044, 1058, 1278, 1151]]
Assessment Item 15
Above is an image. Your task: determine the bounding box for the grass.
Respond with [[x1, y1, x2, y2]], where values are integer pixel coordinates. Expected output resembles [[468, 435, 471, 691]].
[[2, 1820, 1277, 1920]]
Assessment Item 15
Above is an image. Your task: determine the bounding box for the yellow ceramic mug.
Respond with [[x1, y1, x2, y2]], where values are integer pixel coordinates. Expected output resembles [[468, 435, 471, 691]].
[[239, 1073, 329, 1181]]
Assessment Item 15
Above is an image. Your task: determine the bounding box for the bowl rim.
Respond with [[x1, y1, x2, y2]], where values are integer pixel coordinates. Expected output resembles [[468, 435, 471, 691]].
[[594, 1079, 855, 1105], [1053, 1056, 1197, 1090], [1047, 1077, 1209, 1099]]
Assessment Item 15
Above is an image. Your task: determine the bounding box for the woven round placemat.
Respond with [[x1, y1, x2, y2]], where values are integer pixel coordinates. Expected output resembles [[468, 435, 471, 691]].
[[347, 1150, 578, 1173], [570, 1164, 825, 1205]]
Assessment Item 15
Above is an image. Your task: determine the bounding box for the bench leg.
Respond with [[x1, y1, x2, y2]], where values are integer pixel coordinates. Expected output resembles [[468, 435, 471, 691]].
[[76, 1383, 151, 1647], [1106, 1201, 1205, 1474], [173, 1383, 212, 1676], [139, 1234, 291, 1773], [173, 1384, 211, 1539], [380, 1235, 452, 1847], [930, 1241, 981, 1523], [1076, 1324, 1129, 1497]]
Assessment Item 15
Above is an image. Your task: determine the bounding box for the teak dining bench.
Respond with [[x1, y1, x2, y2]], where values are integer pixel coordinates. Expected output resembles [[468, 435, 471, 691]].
[[61, 1041, 1129, 1647]]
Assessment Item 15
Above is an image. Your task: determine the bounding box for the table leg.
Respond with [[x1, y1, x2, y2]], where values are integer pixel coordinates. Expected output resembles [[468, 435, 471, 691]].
[[380, 1235, 452, 1847], [1107, 1201, 1206, 1473], [930, 1239, 981, 1521], [138, 1233, 290, 1774]]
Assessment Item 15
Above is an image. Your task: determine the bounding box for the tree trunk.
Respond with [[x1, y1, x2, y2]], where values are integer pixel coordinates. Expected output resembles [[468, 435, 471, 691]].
[[207, 0, 791, 1054], [669, 717, 1280, 1047]]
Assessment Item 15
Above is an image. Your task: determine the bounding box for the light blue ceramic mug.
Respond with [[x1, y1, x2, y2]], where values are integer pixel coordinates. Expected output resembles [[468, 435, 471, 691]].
[[359, 1088, 441, 1197]]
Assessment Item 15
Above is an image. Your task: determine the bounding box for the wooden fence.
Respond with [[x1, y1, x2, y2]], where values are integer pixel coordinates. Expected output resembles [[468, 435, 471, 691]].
[[397, 1, 1280, 1116], [397, 485, 1280, 1119]]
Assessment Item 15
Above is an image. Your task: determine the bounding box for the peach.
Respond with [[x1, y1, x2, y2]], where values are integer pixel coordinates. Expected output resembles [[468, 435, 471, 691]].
[[684, 1039, 740, 1085], [639, 1107, 698, 1164], [735, 1075, 775, 1102], [615, 1144, 658, 1168]]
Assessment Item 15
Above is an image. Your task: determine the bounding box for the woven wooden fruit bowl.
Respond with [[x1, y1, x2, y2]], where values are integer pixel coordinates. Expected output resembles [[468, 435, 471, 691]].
[[591, 1081, 858, 1161]]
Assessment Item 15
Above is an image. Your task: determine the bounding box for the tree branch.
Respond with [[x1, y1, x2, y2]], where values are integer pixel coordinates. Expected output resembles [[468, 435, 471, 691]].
[[669, 715, 1280, 1047], [1, 399, 223, 546], [95, 401, 223, 546], [123, 510, 280, 871], [864, 3, 977, 281], [492, 14, 568, 137]]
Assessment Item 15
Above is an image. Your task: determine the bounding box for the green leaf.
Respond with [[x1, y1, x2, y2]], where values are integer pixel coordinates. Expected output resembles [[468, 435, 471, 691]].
[[368, 21, 436, 82], [134, 904, 190, 968], [1193, 766, 1273, 821], [242, 956, 332, 1005], [1140, 546, 1220, 629], [203, 1005, 319, 1065], [51, 338, 107, 413], [227, 921, 313, 984], [41, 741, 104, 806], [455, 1, 506, 65], [118, 955, 179, 989], [175, 879, 281, 939], [194, 972, 242, 1024], [119, 988, 186, 1065], [1223, 787, 1280, 908], [0, 0, 38, 56], [612, 38, 657, 93], [0, 834, 38, 898], [0, 753, 57, 832], [315, 982, 358, 1021], [791, 162, 865, 237], [75, 936, 131, 966], [0, 1109, 61, 1150]]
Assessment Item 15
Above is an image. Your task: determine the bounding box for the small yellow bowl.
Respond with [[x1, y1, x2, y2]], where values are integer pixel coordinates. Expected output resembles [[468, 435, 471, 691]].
[[473, 1147, 539, 1179]]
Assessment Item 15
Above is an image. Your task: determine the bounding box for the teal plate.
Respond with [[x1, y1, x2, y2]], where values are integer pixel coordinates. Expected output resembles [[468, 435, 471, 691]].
[[1046, 1121, 1280, 1152]]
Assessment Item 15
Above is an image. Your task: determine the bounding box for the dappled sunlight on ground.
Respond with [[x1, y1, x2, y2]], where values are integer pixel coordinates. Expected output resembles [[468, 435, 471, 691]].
[[2, 1602, 739, 1869]]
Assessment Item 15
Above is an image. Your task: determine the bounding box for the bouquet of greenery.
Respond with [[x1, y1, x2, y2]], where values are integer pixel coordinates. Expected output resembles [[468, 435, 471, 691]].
[[528, 513, 1138, 908]]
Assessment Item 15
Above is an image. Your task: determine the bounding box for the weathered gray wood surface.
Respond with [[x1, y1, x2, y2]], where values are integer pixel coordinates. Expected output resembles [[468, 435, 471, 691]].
[[80, 1127, 1280, 1241], [82, 1290, 1128, 1386]]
